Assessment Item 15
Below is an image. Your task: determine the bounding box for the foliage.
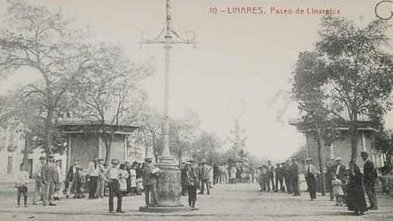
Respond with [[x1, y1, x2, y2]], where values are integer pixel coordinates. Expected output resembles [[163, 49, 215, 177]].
[[292, 16, 393, 162], [0, 0, 93, 154]]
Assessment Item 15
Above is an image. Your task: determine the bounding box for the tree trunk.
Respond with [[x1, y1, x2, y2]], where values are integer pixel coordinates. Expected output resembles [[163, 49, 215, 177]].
[[44, 109, 54, 155], [350, 113, 358, 163], [23, 132, 31, 169], [316, 135, 326, 196], [103, 134, 112, 163]]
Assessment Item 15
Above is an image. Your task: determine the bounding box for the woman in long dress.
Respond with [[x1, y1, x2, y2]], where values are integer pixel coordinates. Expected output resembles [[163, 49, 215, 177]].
[[119, 164, 129, 196], [129, 164, 137, 195], [347, 162, 367, 216]]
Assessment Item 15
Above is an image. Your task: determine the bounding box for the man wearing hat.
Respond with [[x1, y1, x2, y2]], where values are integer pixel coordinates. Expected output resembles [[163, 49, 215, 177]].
[[105, 159, 124, 213], [275, 163, 284, 192], [283, 161, 292, 194], [142, 157, 158, 207], [87, 156, 99, 199], [199, 159, 211, 195], [96, 159, 106, 199], [326, 158, 337, 201], [334, 157, 347, 203], [41, 155, 58, 206], [181, 162, 188, 196], [266, 160, 275, 192], [33, 156, 45, 205], [184, 161, 199, 210], [291, 158, 300, 196], [304, 158, 319, 201], [65, 160, 79, 198], [361, 151, 378, 210]]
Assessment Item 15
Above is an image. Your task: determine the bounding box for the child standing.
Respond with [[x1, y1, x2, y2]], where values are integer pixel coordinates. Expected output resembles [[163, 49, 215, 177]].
[[119, 164, 128, 196], [332, 175, 344, 206], [129, 164, 137, 195], [16, 164, 29, 207], [73, 165, 85, 199]]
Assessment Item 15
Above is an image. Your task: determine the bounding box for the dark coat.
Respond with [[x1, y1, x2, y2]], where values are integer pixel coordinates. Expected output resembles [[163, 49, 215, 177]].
[[184, 168, 198, 187], [347, 166, 367, 212], [41, 163, 59, 183], [66, 166, 75, 182], [363, 160, 377, 187]]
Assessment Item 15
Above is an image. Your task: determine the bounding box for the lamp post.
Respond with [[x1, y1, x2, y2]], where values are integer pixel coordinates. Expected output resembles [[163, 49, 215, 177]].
[[140, 0, 196, 211]]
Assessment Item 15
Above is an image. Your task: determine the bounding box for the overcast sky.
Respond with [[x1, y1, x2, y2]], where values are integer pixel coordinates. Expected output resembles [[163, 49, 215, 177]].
[[0, 0, 392, 161]]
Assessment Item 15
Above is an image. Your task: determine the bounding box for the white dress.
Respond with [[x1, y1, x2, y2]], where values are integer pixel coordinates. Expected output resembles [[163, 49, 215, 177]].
[[129, 169, 136, 188], [119, 170, 128, 192]]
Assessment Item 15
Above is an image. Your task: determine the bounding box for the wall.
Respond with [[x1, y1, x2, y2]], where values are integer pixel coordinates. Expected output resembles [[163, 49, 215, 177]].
[[0, 127, 25, 183], [69, 133, 99, 169], [305, 130, 375, 170]]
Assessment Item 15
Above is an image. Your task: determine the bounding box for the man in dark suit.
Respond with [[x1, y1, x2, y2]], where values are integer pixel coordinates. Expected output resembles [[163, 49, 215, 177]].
[[42, 155, 58, 206], [326, 159, 336, 201], [266, 160, 275, 191], [283, 161, 292, 194], [275, 163, 284, 192], [361, 151, 378, 210], [304, 158, 318, 201], [291, 158, 300, 196], [65, 160, 79, 198]]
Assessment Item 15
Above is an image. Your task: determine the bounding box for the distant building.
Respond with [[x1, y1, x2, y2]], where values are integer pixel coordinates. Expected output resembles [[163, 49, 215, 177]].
[[289, 118, 384, 169]]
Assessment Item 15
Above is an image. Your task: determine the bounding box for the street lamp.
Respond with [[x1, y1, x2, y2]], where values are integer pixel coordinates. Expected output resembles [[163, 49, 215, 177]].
[[140, 0, 196, 211]]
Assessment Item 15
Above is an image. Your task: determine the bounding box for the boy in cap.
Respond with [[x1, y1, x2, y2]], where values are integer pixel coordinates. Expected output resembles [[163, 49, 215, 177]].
[[105, 159, 124, 213], [73, 165, 85, 199], [15, 164, 29, 207]]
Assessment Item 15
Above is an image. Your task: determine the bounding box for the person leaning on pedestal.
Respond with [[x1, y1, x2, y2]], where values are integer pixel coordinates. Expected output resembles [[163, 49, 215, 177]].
[[184, 161, 199, 211], [142, 157, 159, 208]]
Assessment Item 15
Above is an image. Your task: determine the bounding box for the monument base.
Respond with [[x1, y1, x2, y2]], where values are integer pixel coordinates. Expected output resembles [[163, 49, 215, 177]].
[[138, 206, 189, 213], [156, 156, 183, 207]]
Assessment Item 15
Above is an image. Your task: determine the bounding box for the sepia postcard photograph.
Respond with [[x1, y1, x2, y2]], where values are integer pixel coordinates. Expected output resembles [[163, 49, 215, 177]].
[[0, 0, 392, 220]]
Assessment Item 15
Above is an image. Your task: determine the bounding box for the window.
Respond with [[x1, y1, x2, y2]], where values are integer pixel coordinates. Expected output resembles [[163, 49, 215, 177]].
[[7, 156, 12, 174]]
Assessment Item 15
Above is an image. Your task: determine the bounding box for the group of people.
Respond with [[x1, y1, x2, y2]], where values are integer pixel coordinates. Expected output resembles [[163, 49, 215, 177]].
[[256, 159, 302, 196], [254, 152, 379, 216], [15, 151, 381, 215], [16, 154, 160, 213], [67, 156, 144, 200], [326, 152, 378, 216]]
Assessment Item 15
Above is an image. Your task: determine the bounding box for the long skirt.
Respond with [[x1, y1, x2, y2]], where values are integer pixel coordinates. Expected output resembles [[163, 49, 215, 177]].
[[347, 182, 367, 212]]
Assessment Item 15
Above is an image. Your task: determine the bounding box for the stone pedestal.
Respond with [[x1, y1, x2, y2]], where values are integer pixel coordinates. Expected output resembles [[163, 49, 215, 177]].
[[156, 156, 182, 207], [139, 156, 186, 212]]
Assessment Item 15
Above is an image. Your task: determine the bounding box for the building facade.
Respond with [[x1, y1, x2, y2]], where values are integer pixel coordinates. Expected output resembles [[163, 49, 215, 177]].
[[57, 120, 138, 169], [289, 119, 382, 170]]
